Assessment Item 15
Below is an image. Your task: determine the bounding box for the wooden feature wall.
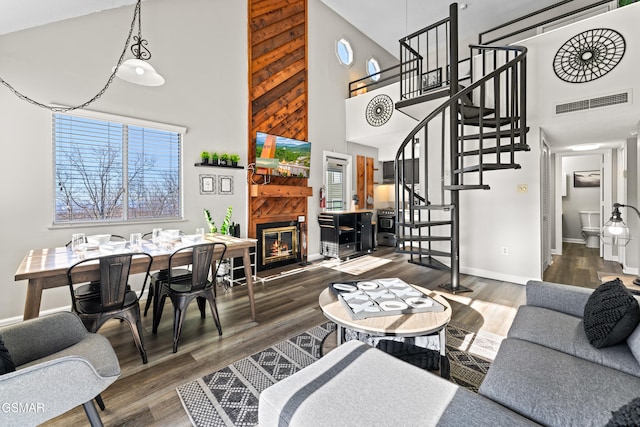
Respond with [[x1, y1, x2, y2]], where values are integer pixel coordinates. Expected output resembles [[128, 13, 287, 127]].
[[248, 0, 310, 239]]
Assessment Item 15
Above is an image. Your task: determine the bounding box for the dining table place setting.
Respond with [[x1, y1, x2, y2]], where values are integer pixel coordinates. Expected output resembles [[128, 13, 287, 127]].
[[14, 229, 258, 321]]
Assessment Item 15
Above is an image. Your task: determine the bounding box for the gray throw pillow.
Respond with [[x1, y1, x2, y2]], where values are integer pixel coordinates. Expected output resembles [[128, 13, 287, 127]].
[[0, 335, 16, 374], [584, 279, 640, 348]]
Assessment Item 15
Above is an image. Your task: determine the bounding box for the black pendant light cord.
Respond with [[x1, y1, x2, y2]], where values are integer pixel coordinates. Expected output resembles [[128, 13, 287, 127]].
[[0, 0, 142, 112]]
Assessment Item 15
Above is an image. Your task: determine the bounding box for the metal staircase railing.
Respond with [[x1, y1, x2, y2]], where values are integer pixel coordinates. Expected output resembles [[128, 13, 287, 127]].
[[394, 3, 528, 293]]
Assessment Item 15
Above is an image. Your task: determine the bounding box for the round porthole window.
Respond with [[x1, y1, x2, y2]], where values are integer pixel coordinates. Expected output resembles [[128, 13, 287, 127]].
[[367, 58, 381, 81], [336, 38, 353, 67]]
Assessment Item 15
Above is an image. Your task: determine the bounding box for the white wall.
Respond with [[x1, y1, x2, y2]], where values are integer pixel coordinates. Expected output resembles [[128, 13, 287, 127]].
[[0, 0, 396, 321], [307, 0, 397, 258]]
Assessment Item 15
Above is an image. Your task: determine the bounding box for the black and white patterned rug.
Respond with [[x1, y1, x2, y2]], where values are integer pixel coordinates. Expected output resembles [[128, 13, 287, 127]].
[[176, 322, 502, 427]]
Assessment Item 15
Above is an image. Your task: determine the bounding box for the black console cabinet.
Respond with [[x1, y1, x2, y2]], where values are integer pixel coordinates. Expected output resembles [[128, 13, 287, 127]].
[[318, 211, 373, 260]]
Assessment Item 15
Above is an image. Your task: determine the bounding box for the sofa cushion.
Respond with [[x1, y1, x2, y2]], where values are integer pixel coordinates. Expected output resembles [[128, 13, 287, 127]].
[[508, 305, 640, 377], [259, 340, 538, 427], [479, 338, 640, 427], [606, 397, 640, 427], [627, 324, 640, 364], [0, 335, 15, 375], [584, 279, 640, 348]]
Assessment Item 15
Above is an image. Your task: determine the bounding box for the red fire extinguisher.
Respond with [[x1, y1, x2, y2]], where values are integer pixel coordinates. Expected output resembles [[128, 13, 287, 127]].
[[320, 185, 326, 209]]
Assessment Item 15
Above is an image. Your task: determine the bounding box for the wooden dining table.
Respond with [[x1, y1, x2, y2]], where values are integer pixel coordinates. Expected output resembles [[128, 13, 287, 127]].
[[14, 234, 258, 321]]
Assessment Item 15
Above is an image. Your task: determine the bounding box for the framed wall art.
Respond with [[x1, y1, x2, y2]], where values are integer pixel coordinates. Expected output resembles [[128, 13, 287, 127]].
[[199, 174, 216, 195], [219, 175, 234, 195], [573, 170, 600, 187], [422, 68, 442, 92]]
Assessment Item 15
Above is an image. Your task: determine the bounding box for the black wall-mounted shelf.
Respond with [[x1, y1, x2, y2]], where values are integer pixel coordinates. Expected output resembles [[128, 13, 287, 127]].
[[194, 162, 244, 169]]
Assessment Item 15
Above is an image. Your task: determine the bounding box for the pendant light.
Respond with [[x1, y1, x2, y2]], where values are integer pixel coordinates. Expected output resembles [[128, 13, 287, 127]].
[[115, 0, 165, 86]]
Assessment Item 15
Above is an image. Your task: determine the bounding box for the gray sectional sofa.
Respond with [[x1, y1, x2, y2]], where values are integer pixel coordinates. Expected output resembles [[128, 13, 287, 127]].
[[258, 280, 640, 426]]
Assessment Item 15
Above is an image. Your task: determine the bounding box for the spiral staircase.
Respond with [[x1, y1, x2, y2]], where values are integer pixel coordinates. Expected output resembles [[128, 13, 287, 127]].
[[393, 3, 529, 293]]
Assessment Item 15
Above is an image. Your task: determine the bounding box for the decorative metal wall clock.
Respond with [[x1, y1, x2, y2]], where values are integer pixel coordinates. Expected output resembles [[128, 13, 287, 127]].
[[365, 94, 394, 127], [553, 28, 625, 83]]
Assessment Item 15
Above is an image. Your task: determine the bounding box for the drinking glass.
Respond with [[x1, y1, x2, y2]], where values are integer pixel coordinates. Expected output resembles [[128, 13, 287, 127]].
[[71, 233, 86, 253], [195, 228, 205, 242], [152, 228, 163, 246], [130, 233, 142, 251]]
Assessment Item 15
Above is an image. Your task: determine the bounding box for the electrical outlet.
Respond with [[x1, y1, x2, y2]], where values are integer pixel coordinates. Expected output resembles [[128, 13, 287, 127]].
[[517, 184, 528, 193], [501, 247, 509, 255]]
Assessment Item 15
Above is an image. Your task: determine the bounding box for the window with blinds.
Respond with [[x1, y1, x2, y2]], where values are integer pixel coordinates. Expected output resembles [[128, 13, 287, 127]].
[[326, 158, 345, 210], [53, 113, 182, 224]]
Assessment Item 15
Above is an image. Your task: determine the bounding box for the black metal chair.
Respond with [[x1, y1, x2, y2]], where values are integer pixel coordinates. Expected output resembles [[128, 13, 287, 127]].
[[67, 234, 128, 301], [141, 230, 190, 318], [67, 252, 153, 364], [152, 242, 227, 353]]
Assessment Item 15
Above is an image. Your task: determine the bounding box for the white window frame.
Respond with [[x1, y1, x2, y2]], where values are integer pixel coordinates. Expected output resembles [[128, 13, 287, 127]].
[[52, 108, 186, 226], [367, 57, 381, 81], [323, 151, 352, 211], [336, 38, 354, 68]]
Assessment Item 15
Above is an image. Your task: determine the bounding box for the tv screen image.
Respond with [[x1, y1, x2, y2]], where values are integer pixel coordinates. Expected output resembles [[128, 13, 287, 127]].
[[255, 132, 311, 178]]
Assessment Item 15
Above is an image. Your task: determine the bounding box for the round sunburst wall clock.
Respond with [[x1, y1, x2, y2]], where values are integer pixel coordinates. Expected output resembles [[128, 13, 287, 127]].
[[365, 94, 394, 127], [553, 28, 625, 83]]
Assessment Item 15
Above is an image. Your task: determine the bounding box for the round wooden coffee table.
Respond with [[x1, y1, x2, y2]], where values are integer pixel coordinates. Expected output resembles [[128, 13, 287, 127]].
[[318, 285, 452, 377]]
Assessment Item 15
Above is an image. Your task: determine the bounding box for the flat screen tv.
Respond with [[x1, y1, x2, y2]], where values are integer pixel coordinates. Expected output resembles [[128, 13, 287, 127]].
[[255, 131, 311, 178]]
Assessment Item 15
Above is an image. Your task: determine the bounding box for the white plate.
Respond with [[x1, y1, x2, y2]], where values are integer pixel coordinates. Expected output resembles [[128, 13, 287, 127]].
[[379, 300, 409, 311], [406, 297, 434, 308]]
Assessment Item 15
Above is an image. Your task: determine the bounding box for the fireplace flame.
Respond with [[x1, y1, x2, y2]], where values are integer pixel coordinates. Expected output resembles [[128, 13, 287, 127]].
[[271, 240, 289, 256]]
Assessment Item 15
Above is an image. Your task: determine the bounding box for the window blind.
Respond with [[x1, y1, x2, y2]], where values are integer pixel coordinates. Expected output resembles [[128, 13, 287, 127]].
[[53, 114, 182, 224], [326, 158, 345, 211]]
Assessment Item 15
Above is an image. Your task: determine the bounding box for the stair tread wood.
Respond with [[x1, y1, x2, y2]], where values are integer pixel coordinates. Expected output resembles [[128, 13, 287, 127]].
[[443, 184, 491, 190], [397, 220, 453, 227], [454, 163, 521, 173], [459, 127, 530, 141]]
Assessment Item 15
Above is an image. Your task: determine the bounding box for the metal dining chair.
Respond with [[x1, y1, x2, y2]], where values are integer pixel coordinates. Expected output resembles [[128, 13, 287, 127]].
[[67, 252, 153, 364], [141, 230, 190, 318], [67, 234, 128, 301], [151, 242, 227, 353]]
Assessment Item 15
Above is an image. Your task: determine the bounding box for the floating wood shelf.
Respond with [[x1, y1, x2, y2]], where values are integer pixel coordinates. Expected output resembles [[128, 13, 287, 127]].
[[250, 185, 313, 198]]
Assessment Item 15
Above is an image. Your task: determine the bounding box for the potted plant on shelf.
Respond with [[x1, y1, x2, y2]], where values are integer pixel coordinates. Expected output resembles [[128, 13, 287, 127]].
[[230, 154, 240, 167], [201, 151, 210, 165], [220, 153, 230, 166], [211, 152, 219, 165]]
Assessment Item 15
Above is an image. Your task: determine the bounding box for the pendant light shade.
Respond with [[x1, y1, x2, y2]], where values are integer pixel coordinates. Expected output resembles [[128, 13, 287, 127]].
[[115, 58, 165, 86]]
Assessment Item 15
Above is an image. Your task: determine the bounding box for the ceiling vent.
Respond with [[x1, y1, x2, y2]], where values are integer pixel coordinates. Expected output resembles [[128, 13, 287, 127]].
[[555, 91, 631, 115]]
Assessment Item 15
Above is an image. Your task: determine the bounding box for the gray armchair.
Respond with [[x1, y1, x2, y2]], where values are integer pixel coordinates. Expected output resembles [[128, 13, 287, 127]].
[[0, 311, 121, 426]]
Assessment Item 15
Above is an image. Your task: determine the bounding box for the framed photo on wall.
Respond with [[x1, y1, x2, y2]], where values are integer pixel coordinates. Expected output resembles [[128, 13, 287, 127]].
[[219, 175, 234, 195], [573, 170, 600, 187], [199, 174, 216, 195], [421, 68, 442, 92]]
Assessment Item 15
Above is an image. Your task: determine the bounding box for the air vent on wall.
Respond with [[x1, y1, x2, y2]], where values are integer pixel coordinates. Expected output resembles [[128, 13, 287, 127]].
[[555, 91, 630, 115]]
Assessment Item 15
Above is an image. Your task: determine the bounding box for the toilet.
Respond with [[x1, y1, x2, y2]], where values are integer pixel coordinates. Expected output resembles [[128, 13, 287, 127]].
[[579, 211, 600, 249]]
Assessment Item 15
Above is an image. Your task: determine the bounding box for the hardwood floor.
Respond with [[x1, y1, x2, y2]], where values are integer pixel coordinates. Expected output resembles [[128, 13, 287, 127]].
[[44, 244, 611, 426], [542, 242, 624, 289]]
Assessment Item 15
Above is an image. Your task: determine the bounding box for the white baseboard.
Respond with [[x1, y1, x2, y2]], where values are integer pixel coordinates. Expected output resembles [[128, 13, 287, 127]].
[[460, 266, 534, 285], [0, 289, 151, 327], [562, 238, 586, 244], [623, 266, 639, 276]]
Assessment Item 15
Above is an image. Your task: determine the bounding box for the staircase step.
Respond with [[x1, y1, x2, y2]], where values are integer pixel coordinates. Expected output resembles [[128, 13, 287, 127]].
[[459, 127, 530, 141], [460, 143, 530, 156], [454, 163, 521, 174], [444, 184, 491, 190], [461, 116, 519, 128], [408, 256, 451, 272], [397, 220, 452, 228], [460, 104, 495, 119], [398, 247, 451, 258], [412, 204, 455, 211], [397, 236, 451, 242]]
